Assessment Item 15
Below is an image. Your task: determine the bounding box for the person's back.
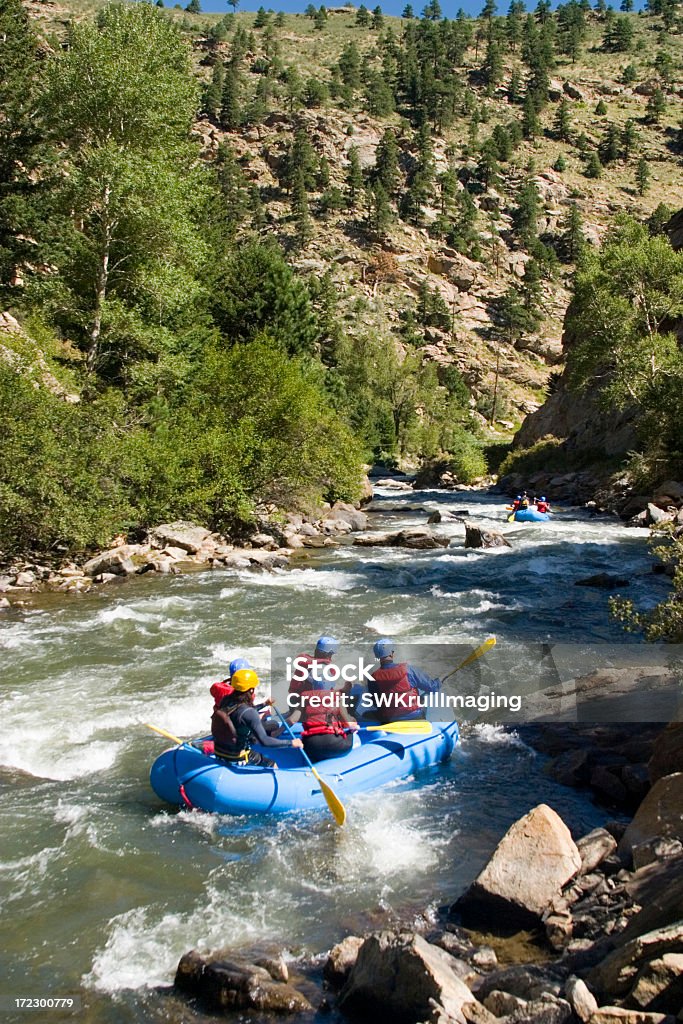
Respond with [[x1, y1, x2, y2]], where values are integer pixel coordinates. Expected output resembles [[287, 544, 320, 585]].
[[212, 669, 303, 767], [367, 638, 441, 723], [288, 635, 339, 695]]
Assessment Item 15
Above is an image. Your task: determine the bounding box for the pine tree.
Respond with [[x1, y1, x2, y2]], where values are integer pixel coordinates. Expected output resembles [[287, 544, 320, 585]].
[[366, 181, 392, 239], [508, 68, 523, 103], [365, 73, 394, 116], [291, 168, 313, 248], [314, 6, 328, 30], [646, 88, 666, 124], [318, 155, 331, 191], [220, 64, 242, 129], [600, 123, 621, 164], [553, 154, 566, 172], [595, 98, 608, 116], [203, 61, 225, 120], [584, 149, 602, 178], [483, 40, 504, 93], [635, 157, 650, 195], [275, 10, 285, 27], [254, 5, 269, 27], [372, 5, 384, 29], [186, 0, 201, 13], [374, 129, 400, 195], [559, 202, 585, 262], [554, 96, 572, 141], [305, 3, 317, 17], [356, 3, 370, 25], [621, 63, 638, 85], [522, 92, 540, 139], [512, 178, 540, 245], [477, 138, 500, 189], [402, 4, 415, 16], [213, 142, 249, 240], [622, 119, 638, 160], [346, 146, 364, 207]]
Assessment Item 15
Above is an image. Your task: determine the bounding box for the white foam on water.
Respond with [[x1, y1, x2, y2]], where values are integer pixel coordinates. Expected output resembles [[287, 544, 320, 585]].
[[0, 736, 126, 781], [232, 566, 361, 594], [470, 724, 530, 749], [364, 614, 419, 635]]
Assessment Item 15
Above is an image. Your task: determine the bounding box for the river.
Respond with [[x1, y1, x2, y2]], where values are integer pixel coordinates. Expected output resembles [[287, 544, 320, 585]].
[[0, 487, 669, 1023]]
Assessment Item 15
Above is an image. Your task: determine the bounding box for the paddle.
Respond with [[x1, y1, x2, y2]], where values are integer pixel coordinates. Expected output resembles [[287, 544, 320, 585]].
[[441, 636, 497, 685], [507, 511, 515, 522], [272, 707, 346, 828], [145, 723, 186, 745], [365, 721, 432, 735]]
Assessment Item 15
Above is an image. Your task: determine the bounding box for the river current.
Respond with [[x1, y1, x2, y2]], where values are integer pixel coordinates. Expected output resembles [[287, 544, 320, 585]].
[[0, 488, 669, 1023]]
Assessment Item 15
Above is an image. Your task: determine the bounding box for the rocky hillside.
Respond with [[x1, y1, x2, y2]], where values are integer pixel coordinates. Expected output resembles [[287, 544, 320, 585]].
[[23, 0, 683, 436]]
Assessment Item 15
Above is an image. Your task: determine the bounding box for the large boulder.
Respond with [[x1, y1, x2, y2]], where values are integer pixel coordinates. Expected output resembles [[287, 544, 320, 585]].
[[391, 527, 450, 550], [82, 545, 141, 577], [618, 774, 683, 860], [453, 804, 581, 930], [576, 828, 618, 875], [587, 1009, 676, 1023], [175, 950, 312, 1014], [149, 521, 213, 554], [627, 953, 683, 1014], [566, 976, 599, 1022], [325, 501, 368, 532], [464, 522, 512, 550], [323, 935, 363, 988], [588, 922, 683, 1003], [338, 931, 488, 1024]]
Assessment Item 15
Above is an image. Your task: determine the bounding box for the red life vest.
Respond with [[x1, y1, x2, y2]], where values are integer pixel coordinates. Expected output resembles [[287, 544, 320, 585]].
[[296, 688, 348, 737], [369, 663, 420, 723], [288, 653, 332, 696], [536, 501, 549, 513], [210, 679, 233, 710]]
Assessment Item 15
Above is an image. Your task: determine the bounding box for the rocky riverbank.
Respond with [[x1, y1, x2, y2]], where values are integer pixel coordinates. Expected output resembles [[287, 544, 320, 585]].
[[170, 724, 683, 1024]]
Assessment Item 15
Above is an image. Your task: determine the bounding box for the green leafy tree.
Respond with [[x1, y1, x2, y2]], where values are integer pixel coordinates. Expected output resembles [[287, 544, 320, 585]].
[[42, 2, 207, 379], [0, 0, 47, 301]]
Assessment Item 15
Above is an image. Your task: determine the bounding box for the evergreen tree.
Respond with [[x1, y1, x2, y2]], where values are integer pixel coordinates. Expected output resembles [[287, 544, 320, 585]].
[[0, 0, 46, 299], [622, 118, 638, 160], [254, 5, 269, 27], [346, 146, 364, 207], [203, 60, 225, 120], [600, 122, 621, 164], [339, 41, 362, 94], [512, 178, 540, 245], [314, 6, 328, 30], [366, 181, 392, 238], [477, 138, 500, 189], [374, 129, 400, 195], [365, 73, 394, 116], [553, 153, 566, 172], [621, 63, 638, 84], [507, 0, 525, 50], [584, 149, 602, 178], [402, 4, 415, 16], [521, 256, 543, 318], [522, 92, 540, 139], [305, 3, 317, 16], [213, 142, 250, 241], [220, 64, 242, 129], [291, 168, 313, 248], [647, 202, 671, 236], [275, 10, 285, 26], [554, 96, 572, 141], [621, 0, 634, 9], [372, 5, 384, 29], [483, 40, 504, 92], [422, 0, 442, 20], [186, 0, 201, 13], [318, 155, 331, 191], [356, 3, 370, 25], [508, 68, 523, 103], [559, 202, 585, 262], [635, 156, 650, 195], [646, 88, 666, 124], [595, 98, 608, 115]]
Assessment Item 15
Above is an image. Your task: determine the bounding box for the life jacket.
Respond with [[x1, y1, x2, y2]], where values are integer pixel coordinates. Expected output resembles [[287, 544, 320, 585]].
[[210, 679, 233, 711], [288, 653, 332, 695], [536, 500, 549, 513], [512, 499, 521, 510], [369, 663, 420, 723], [297, 688, 348, 738], [211, 698, 253, 754]]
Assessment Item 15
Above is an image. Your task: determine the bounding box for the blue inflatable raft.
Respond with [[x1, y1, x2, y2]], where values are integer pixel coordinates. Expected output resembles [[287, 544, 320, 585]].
[[150, 722, 459, 816], [513, 508, 550, 523]]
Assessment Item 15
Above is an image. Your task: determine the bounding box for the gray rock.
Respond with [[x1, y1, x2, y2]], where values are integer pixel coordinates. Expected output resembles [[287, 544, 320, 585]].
[[149, 521, 212, 553], [632, 838, 683, 871], [323, 935, 363, 988], [627, 952, 683, 1014], [547, 749, 592, 787], [254, 955, 288, 983], [589, 923, 683, 1002], [249, 533, 278, 549], [175, 950, 312, 1013], [566, 976, 599, 1022], [647, 504, 674, 526], [563, 80, 585, 100], [619, 774, 683, 859], [587, 1008, 676, 1023], [453, 804, 581, 930], [428, 511, 442, 524], [475, 964, 567, 1003], [82, 546, 140, 577], [577, 828, 618, 874], [464, 522, 512, 550], [392, 527, 450, 550], [483, 989, 528, 1016], [338, 931, 488, 1024], [14, 571, 36, 587], [0, 596, 10, 610], [512, 996, 573, 1024], [93, 572, 119, 584]]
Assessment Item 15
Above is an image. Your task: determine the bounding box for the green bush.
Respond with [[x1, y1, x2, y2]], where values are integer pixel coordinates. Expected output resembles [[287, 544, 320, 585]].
[[448, 430, 488, 483]]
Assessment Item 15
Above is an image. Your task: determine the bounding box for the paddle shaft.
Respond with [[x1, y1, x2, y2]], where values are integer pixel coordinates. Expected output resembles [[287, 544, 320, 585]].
[[273, 707, 346, 826], [145, 723, 185, 745]]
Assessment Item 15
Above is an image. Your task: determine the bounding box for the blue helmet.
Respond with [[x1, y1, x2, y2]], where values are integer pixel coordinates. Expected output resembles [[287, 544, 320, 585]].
[[315, 635, 338, 655], [373, 638, 395, 660], [229, 657, 250, 677], [516, 495, 522, 500], [540, 496, 546, 502]]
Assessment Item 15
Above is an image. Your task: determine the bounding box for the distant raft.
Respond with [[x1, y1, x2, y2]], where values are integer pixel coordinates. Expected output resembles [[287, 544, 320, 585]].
[[513, 508, 551, 523], [150, 722, 459, 816]]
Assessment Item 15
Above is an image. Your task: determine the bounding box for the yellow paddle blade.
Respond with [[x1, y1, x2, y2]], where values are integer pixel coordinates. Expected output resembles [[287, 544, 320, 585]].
[[312, 768, 346, 827], [507, 512, 515, 522], [458, 636, 496, 670], [145, 723, 185, 745], [365, 721, 433, 735]]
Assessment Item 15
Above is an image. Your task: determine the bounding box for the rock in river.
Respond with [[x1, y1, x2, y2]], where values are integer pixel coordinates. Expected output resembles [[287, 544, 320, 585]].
[[464, 522, 511, 549], [175, 950, 312, 1014]]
